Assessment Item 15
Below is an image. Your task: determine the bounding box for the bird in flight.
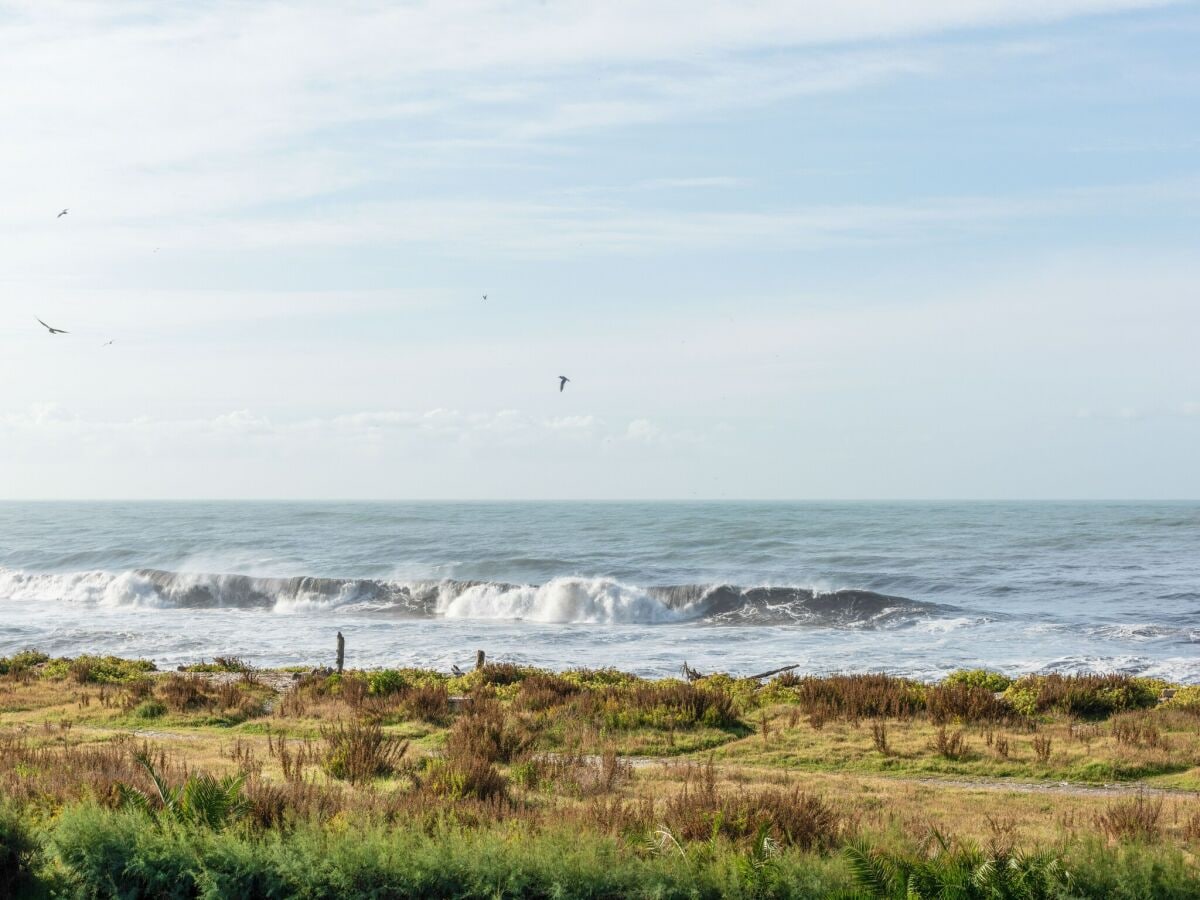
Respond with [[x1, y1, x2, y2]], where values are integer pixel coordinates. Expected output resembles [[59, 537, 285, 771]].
[[481, 293, 487, 301], [559, 375, 570, 392], [102, 340, 114, 347], [57, 209, 68, 218], [36, 317, 69, 335]]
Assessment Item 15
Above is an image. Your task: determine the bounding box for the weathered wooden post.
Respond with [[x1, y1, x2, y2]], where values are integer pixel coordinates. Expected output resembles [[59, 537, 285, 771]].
[[475, 649, 485, 671], [336, 631, 345, 674]]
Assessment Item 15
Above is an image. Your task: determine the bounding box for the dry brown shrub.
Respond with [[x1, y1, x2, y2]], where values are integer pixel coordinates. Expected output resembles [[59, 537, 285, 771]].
[[402, 682, 450, 722], [320, 718, 408, 784], [159, 674, 207, 712], [340, 675, 369, 709], [1111, 711, 1169, 750], [932, 726, 969, 760], [871, 720, 890, 755], [1096, 793, 1163, 842], [514, 673, 580, 711], [925, 682, 1015, 725], [1032, 734, 1053, 762], [792, 674, 923, 722], [662, 760, 848, 849], [445, 700, 531, 764]]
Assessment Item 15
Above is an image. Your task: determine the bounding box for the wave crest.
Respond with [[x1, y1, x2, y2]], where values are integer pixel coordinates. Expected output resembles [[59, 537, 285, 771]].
[[0, 567, 948, 627]]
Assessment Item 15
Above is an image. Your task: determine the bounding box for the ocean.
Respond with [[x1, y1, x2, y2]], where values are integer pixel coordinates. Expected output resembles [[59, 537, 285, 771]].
[[0, 501, 1196, 682]]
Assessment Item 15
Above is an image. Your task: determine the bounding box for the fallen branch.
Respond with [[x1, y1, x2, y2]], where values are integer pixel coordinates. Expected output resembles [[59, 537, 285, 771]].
[[745, 664, 799, 681]]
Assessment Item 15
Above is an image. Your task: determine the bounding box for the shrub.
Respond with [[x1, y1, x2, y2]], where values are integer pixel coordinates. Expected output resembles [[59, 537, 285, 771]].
[[791, 674, 924, 722], [1004, 674, 1158, 719], [402, 682, 450, 722], [870, 721, 889, 755], [320, 719, 408, 784], [1164, 685, 1200, 712], [43, 655, 157, 684], [1032, 734, 1052, 763], [366, 669, 408, 696], [0, 649, 49, 676], [942, 669, 1012, 693], [844, 839, 1069, 899], [423, 756, 509, 802], [116, 755, 250, 831], [570, 681, 739, 731], [159, 674, 207, 711], [1111, 712, 1168, 750], [445, 700, 531, 763], [662, 762, 847, 850], [133, 699, 167, 720], [1096, 794, 1163, 843], [514, 672, 581, 711], [925, 682, 1015, 725], [931, 727, 969, 760], [0, 802, 38, 896]]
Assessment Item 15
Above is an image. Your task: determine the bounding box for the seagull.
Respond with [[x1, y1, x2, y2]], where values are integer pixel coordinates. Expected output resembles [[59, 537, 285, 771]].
[[559, 375, 570, 392], [102, 340, 114, 347], [481, 293, 487, 301], [36, 317, 69, 335], [57, 209, 68, 218]]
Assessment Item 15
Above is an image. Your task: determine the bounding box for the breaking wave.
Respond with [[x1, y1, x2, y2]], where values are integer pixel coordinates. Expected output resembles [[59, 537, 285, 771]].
[[0, 567, 949, 628]]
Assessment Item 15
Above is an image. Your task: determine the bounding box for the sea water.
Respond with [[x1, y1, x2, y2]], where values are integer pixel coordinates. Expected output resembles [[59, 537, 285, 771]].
[[0, 501, 1196, 682]]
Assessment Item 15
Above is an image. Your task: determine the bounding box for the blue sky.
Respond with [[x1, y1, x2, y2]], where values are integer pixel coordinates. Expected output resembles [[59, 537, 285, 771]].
[[0, 0, 1197, 499]]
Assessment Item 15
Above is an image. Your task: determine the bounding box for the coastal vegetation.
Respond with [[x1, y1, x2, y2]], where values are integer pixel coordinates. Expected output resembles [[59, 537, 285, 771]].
[[1, 651, 1198, 897]]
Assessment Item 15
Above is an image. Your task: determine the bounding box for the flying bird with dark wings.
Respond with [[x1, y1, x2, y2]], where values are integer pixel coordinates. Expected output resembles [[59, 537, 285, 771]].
[[36, 317, 68, 335], [559, 376, 570, 392], [102, 340, 114, 347], [482, 293, 487, 301], [57, 209, 68, 218]]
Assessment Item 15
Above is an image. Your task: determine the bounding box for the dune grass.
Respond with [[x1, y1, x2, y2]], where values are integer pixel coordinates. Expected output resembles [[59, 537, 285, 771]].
[[1, 653, 1198, 897]]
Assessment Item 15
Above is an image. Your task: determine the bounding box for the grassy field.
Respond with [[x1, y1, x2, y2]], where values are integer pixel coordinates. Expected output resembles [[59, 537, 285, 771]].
[[1, 651, 1199, 897]]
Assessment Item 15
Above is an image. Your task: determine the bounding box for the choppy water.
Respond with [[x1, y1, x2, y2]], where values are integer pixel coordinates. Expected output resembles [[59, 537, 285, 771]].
[[0, 502, 1196, 682]]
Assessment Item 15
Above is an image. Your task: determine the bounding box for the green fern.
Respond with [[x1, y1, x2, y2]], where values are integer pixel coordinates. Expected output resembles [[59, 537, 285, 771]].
[[843, 842, 897, 898], [117, 753, 249, 831]]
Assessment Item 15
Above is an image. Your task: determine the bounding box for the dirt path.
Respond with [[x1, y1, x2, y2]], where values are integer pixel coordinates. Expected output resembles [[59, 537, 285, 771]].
[[563, 753, 1198, 798]]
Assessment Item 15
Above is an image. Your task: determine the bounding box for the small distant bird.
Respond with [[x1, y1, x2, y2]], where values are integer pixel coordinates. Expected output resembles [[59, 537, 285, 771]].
[[481, 293, 487, 301], [559, 375, 570, 392], [57, 209, 68, 218], [102, 340, 114, 347], [36, 317, 68, 335]]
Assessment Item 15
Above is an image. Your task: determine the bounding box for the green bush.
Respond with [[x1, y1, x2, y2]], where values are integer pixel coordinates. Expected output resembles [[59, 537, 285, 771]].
[[0, 802, 38, 897], [1003, 674, 1159, 719], [1165, 685, 1200, 711], [942, 669, 1012, 693], [0, 649, 49, 676], [132, 699, 168, 720], [46, 804, 851, 899], [43, 655, 157, 684], [367, 668, 408, 696]]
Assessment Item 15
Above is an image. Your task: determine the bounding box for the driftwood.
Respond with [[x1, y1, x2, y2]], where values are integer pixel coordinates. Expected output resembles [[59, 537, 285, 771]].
[[681, 661, 703, 682], [336, 631, 345, 675], [475, 650, 486, 671], [745, 664, 799, 681]]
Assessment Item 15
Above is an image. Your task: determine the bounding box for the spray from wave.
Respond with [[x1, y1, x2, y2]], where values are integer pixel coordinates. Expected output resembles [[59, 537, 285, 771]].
[[0, 566, 952, 628]]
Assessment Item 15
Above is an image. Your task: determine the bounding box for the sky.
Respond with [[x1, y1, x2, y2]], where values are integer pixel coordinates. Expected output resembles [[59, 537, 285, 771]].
[[0, 0, 1197, 500]]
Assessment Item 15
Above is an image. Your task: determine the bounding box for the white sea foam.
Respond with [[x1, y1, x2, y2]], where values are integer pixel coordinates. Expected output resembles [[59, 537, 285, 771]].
[[437, 577, 687, 624]]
